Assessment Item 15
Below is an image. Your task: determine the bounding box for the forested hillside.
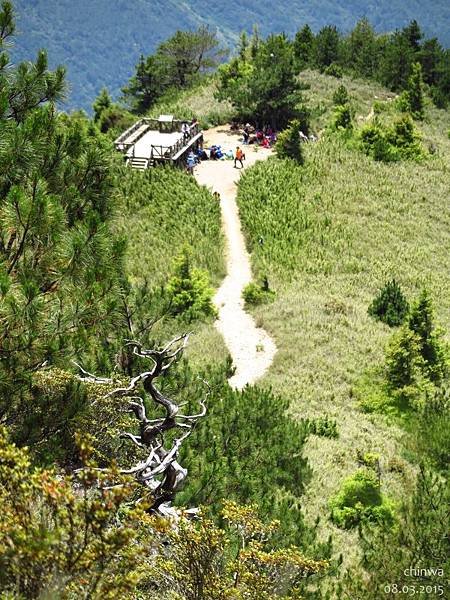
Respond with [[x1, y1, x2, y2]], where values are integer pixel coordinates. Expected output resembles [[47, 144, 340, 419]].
[[12, 0, 450, 110], [1, 0, 449, 597]]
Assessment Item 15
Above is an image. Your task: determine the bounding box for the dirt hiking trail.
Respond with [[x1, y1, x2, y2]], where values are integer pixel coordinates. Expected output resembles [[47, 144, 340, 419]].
[[194, 126, 277, 389]]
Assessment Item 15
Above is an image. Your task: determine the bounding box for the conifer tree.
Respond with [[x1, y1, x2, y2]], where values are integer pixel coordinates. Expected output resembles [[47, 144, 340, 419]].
[[293, 24, 314, 69], [346, 18, 379, 78], [92, 87, 112, 121], [405, 62, 425, 119], [0, 1, 124, 437], [313, 25, 341, 70]]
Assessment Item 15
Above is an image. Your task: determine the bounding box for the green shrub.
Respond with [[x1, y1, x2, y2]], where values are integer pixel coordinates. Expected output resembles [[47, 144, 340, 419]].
[[407, 290, 449, 384], [307, 416, 339, 438], [385, 326, 424, 390], [406, 62, 425, 120], [332, 84, 350, 106], [381, 291, 449, 410], [243, 279, 276, 306], [275, 119, 304, 164], [324, 63, 343, 78], [167, 247, 217, 321], [330, 103, 353, 131], [329, 470, 394, 529], [356, 451, 380, 470], [368, 279, 409, 327], [359, 121, 396, 162], [359, 116, 424, 162]]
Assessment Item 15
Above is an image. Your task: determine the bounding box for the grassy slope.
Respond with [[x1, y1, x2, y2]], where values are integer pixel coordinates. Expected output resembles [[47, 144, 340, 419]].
[[148, 78, 233, 129], [113, 166, 228, 367], [236, 72, 450, 563]]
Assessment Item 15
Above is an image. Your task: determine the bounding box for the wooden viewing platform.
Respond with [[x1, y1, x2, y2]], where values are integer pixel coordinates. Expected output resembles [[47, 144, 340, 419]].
[[114, 115, 203, 170]]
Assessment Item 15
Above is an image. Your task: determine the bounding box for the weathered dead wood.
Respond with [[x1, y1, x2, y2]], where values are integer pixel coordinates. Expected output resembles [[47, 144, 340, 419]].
[[74, 334, 207, 516]]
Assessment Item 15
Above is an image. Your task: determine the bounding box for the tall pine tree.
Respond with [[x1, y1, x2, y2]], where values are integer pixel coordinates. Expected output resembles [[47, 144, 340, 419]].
[[0, 1, 124, 439]]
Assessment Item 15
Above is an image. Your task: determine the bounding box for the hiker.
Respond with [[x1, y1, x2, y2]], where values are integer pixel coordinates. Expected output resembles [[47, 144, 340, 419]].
[[234, 146, 245, 169], [210, 146, 218, 160], [181, 122, 190, 141], [242, 125, 250, 144], [196, 147, 208, 161], [186, 151, 196, 174]]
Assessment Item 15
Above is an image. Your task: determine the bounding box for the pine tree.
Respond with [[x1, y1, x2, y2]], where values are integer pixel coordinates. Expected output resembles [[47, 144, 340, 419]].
[[275, 119, 304, 163], [408, 290, 448, 383], [293, 24, 314, 69], [92, 87, 111, 121], [313, 25, 341, 70], [0, 2, 124, 439], [121, 54, 166, 113], [406, 62, 425, 119], [346, 18, 379, 78], [378, 30, 414, 90]]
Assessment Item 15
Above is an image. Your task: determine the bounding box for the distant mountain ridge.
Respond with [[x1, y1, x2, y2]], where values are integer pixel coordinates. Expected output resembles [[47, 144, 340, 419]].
[[12, 0, 450, 111]]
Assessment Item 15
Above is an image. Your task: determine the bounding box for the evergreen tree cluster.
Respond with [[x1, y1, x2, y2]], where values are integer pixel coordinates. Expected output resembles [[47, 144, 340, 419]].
[[122, 26, 225, 114], [293, 19, 450, 107], [0, 1, 125, 439]]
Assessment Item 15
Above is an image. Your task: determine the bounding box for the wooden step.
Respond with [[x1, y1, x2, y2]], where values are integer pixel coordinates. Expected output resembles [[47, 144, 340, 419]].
[[127, 157, 149, 170]]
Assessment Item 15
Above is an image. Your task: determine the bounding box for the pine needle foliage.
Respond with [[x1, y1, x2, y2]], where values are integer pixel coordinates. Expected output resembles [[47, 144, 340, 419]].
[[167, 246, 217, 321], [275, 119, 305, 163], [368, 279, 409, 327], [0, 4, 124, 436], [329, 469, 394, 529]]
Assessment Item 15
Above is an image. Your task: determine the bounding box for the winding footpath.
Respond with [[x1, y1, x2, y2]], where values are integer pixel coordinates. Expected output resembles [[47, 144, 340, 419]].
[[195, 127, 277, 389]]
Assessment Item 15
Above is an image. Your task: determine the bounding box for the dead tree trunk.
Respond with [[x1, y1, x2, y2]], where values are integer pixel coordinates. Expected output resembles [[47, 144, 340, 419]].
[[75, 334, 207, 518]]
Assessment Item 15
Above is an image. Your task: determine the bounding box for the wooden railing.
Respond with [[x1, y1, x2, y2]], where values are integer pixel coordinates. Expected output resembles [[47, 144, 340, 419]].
[[114, 118, 152, 151], [150, 123, 200, 162]]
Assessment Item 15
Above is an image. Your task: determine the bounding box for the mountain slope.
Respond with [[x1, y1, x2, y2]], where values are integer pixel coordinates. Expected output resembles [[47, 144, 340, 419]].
[[12, 0, 450, 111]]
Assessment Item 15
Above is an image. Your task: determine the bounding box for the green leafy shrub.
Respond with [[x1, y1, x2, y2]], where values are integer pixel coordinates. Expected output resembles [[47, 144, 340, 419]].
[[368, 279, 409, 327], [329, 470, 394, 529], [167, 247, 217, 321], [386, 115, 424, 159], [360, 116, 424, 162], [397, 62, 425, 120], [243, 278, 276, 306], [381, 291, 449, 411], [356, 450, 380, 470], [332, 84, 350, 106], [385, 327, 425, 390], [407, 290, 449, 384], [275, 119, 304, 164], [330, 103, 353, 131], [324, 63, 343, 78], [307, 416, 339, 438]]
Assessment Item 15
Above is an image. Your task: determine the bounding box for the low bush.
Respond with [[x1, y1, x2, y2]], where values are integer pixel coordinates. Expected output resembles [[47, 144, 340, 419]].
[[275, 119, 304, 164], [332, 84, 350, 106], [368, 279, 409, 327], [307, 416, 339, 438], [324, 63, 343, 78], [360, 115, 425, 162], [329, 469, 394, 529], [243, 279, 276, 306], [330, 103, 353, 131], [167, 247, 217, 321]]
